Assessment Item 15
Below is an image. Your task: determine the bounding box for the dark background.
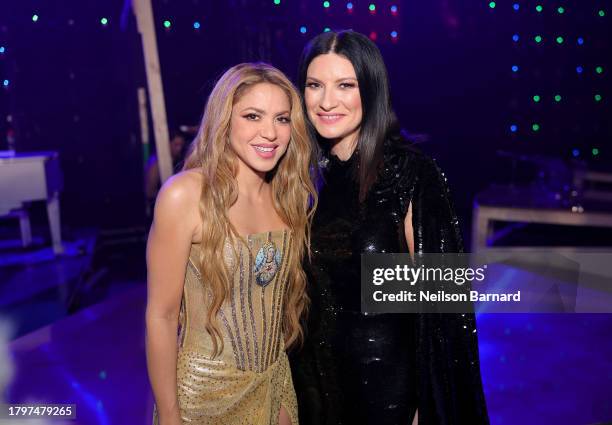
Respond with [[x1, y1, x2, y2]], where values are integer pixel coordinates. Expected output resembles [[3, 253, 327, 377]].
[[1, 4, 611, 424], [1, 0, 610, 240]]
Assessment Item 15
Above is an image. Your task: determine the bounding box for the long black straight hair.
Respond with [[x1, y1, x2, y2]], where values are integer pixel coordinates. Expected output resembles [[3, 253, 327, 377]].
[[297, 30, 401, 202]]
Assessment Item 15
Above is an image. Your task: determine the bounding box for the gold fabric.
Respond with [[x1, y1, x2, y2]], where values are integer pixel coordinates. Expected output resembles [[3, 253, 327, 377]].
[[153, 229, 298, 425]]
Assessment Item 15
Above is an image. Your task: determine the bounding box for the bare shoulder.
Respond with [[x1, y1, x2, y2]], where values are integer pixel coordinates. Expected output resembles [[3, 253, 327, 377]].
[[153, 169, 202, 229], [158, 169, 201, 202]]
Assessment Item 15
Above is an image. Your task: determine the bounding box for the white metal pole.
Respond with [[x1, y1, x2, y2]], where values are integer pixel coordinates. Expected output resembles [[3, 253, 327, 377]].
[[132, 0, 172, 183]]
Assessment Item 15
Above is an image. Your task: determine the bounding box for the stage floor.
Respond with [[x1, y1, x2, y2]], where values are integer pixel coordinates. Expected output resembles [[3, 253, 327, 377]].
[[6, 284, 152, 425], [3, 277, 612, 425]]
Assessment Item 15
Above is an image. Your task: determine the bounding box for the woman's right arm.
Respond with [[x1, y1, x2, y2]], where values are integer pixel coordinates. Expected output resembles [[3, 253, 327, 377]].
[[146, 173, 199, 425]]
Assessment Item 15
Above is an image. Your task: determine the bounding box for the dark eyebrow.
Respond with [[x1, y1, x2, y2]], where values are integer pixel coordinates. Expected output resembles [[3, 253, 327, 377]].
[[240, 107, 290, 115], [306, 76, 358, 83]]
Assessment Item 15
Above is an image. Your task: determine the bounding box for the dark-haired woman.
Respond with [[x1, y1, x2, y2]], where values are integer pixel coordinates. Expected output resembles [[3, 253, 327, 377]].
[[289, 30, 489, 425]]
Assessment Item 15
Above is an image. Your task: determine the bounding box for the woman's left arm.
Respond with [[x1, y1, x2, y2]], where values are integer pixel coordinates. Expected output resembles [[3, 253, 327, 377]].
[[402, 156, 489, 425]]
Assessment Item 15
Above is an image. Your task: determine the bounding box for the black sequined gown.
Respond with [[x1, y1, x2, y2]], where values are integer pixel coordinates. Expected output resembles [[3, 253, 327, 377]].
[[290, 140, 489, 425]]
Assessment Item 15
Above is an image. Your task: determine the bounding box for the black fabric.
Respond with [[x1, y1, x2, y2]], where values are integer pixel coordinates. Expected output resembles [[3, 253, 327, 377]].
[[290, 140, 489, 425]]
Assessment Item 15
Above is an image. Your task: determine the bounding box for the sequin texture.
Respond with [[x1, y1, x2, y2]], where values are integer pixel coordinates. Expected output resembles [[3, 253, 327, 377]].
[[154, 229, 298, 425], [290, 140, 489, 425]]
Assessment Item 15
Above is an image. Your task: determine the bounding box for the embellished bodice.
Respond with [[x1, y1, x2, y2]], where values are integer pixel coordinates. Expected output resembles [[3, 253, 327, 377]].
[[180, 229, 293, 372]]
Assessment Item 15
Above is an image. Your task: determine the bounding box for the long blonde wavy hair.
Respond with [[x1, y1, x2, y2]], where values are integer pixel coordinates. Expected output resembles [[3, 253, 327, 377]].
[[183, 63, 317, 357]]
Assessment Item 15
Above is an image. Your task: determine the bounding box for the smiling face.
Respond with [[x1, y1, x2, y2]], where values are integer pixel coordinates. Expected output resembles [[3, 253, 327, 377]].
[[229, 82, 292, 175], [304, 53, 363, 146]]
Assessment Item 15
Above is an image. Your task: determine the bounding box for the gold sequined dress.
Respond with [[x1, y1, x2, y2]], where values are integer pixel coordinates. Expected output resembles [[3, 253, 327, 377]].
[[154, 229, 298, 425]]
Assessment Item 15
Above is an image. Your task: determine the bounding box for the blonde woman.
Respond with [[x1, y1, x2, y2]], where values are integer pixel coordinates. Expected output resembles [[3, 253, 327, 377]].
[[146, 63, 316, 425]]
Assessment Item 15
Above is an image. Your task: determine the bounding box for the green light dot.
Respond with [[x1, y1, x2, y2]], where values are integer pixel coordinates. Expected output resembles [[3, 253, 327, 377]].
[[557, 6, 565, 14], [489, 2, 496, 9], [596, 66, 603, 74], [536, 5, 543, 12], [324, 27, 330, 32], [323, 1, 330, 7], [274, 0, 281, 4], [100, 18, 108, 25], [533, 95, 541, 102], [369, 4, 376, 11], [598, 10, 605, 17], [163, 20, 171, 28], [32, 14, 39, 22], [556, 36, 564, 44], [592, 148, 600, 156], [554, 95, 562, 102], [535, 35, 542, 43], [594, 94, 602, 102], [532, 124, 540, 132]]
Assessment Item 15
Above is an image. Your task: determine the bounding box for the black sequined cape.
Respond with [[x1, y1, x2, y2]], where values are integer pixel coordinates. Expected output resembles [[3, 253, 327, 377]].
[[290, 139, 489, 425]]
